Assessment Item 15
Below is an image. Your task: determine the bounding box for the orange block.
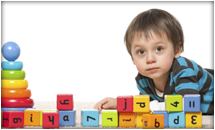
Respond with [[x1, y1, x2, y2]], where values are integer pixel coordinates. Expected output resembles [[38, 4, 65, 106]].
[[119, 112, 135, 128], [142, 114, 164, 129], [24, 109, 40, 126], [136, 111, 152, 128]]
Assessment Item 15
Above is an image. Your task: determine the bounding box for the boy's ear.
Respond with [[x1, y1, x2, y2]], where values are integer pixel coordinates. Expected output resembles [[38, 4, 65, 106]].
[[174, 42, 182, 58]]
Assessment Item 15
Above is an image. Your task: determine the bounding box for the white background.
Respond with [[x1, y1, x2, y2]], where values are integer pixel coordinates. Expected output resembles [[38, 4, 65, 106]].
[[2, 2, 213, 101]]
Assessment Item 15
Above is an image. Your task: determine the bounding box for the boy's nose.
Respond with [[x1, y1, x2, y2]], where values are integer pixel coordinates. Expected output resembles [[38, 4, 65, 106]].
[[146, 53, 156, 64]]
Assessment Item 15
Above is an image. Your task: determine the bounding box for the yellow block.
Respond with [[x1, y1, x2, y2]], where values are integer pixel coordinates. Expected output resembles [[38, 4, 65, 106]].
[[185, 112, 202, 128], [1, 80, 28, 89], [133, 95, 150, 112], [136, 111, 152, 128], [119, 112, 135, 128], [142, 114, 164, 129], [24, 109, 40, 126]]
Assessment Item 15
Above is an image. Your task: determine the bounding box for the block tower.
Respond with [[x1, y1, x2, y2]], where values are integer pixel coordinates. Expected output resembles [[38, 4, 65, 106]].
[[1, 42, 34, 128]]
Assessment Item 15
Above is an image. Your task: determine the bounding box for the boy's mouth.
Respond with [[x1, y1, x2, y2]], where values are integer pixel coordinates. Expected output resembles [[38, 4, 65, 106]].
[[147, 67, 159, 71]]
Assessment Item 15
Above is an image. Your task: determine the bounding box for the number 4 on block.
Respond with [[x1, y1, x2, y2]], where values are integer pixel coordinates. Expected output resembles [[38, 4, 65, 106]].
[[165, 95, 183, 112]]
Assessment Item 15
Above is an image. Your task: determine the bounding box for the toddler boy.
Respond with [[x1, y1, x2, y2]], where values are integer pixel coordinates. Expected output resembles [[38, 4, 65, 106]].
[[94, 9, 214, 114]]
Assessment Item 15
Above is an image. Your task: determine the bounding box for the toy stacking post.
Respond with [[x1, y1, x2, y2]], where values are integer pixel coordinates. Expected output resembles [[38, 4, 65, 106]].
[[1, 42, 34, 128]]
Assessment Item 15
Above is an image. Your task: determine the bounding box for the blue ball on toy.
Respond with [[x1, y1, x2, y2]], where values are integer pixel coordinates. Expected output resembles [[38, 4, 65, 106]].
[[2, 42, 20, 61]]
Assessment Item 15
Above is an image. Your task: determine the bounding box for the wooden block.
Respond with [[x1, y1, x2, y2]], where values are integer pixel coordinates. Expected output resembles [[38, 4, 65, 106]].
[[42, 112, 59, 129], [133, 95, 150, 112], [59, 110, 75, 126], [81, 109, 99, 127], [117, 95, 133, 112], [2, 111, 24, 128], [169, 111, 185, 128], [102, 110, 118, 127], [142, 114, 164, 129], [40, 110, 57, 126], [57, 94, 73, 110], [136, 111, 152, 128], [24, 109, 40, 126], [119, 112, 135, 128], [165, 95, 183, 112], [184, 94, 200, 112], [153, 111, 169, 128], [185, 112, 202, 128]]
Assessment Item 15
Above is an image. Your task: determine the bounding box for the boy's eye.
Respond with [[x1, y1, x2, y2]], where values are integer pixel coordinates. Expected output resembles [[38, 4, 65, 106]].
[[137, 50, 145, 55], [156, 47, 163, 52]]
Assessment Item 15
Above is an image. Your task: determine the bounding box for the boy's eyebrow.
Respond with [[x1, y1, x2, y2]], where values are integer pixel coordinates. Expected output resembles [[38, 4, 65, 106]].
[[133, 40, 164, 49]]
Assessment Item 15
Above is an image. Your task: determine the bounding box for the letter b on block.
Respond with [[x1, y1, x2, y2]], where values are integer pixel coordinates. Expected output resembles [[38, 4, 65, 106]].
[[57, 94, 73, 110]]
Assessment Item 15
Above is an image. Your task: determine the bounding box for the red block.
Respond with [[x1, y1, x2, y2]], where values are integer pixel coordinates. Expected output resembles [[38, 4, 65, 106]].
[[57, 94, 73, 110], [2, 111, 24, 128], [117, 95, 133, 112], [42, 112, 59, 129]]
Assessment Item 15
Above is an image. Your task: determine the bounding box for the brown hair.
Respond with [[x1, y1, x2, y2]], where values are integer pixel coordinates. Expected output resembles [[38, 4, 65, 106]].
[[124, 9, 184, 56]]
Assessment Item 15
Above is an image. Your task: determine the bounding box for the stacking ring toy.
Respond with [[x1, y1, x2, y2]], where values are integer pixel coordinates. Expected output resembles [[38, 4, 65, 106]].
[[1, 70, 25, 80], [1, 98, 34, 108], [1, 89, 31, 98], [1, 61, 23, 70], [1, 107, 35, 112], [1, 80, 28, 89]]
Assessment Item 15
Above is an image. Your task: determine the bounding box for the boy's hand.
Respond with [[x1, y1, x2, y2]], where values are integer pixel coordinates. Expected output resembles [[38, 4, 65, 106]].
[[93, 97, 117, 113]]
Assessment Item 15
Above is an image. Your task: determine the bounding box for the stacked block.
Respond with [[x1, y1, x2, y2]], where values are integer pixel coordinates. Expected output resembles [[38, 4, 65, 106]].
[[56, 94, 75, 128], [1, 42, 34, 128]]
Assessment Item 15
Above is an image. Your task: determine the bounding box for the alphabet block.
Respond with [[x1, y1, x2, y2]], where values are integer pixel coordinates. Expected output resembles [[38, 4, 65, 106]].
[[42, 112, 59, 129], [2, 111, 24, 128], [24, 109, 40, 126], [165, 95, 183, 112], [136, 111, 152, 128], [102, 110, 118, 127], [81, 109, 99, 127], [119, 112, 135, 128], [153, 111, 169, 128], [133, 95, 150, 112], [117, 95, 133, 112], [184, 94, 200, 112], [142, 114, 164, 129], [57, 94, 73, 110], [59, 110, 75, 126], [169, 111, 185, 128], [185, 112, 202, 128], [40, 110, 57, 126]]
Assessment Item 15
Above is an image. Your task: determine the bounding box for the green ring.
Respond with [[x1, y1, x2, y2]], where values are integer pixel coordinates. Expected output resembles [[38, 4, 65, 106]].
[[1, 70, 25, 80]]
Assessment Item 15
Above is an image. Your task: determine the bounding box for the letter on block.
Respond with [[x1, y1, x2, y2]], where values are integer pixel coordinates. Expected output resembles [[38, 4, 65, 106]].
[[119, 112, 135, 128], [185, 112, 202, 128], [117, 95, 133, 112], [2, 111, 24, 128], [102, 110, 118, 127], [165, 95, 183, 112], [40, 110, 57, 126], [184, 94, 200, 112], [42, 112, 59, 129], [136, 111, 152, 128], [81, 109, 99, 127], [57, 94, 73, 110], [133, 95, 150, 112], [142, 114, 164, 129], [24, 109, 40, 126], [169, 111, 185, 128], [153, 111, 169, 128], [59, 110, 75, 126]]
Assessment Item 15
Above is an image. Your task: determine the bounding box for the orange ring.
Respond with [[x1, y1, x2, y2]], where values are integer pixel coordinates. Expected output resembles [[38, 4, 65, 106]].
[[1, 89, 31, 99]]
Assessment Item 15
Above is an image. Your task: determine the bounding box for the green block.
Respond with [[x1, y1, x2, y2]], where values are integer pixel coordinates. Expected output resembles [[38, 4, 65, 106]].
[[165, 95, 183, 112], [40, 110, 58, 126], [102, 110, 118, 127]]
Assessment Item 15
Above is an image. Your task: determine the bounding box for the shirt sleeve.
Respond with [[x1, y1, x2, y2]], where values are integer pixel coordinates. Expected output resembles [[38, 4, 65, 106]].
[[173, 66, 199, 95]]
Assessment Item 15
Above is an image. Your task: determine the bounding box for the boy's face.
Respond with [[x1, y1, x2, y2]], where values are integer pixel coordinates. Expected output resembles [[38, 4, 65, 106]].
[[131, 32, 181, 80]]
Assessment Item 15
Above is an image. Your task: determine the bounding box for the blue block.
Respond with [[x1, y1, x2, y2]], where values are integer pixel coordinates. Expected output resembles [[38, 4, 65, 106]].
[[81, 109, 99, 127], [153, 111, 169, 128], [169, 111, 185, 128], [59, 110, 75, 126], [184, 94, 200, 112]]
